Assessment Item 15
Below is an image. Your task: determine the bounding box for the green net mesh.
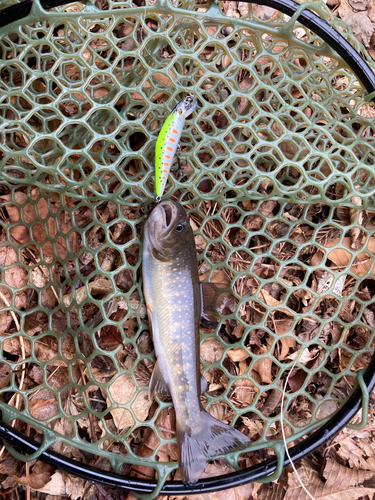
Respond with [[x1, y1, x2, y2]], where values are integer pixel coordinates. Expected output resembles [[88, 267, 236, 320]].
[[0, 0, 374, 494]]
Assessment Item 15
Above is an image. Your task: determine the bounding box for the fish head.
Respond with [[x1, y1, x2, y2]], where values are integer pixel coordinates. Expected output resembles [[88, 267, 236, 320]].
[[146, 201, 191, 260], [172, 94, 198, 118]]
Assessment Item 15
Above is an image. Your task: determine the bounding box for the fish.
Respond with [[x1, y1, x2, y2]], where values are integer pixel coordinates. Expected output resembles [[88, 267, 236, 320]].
[[142, 200, 249, 485], [155, 95, 198, 201]]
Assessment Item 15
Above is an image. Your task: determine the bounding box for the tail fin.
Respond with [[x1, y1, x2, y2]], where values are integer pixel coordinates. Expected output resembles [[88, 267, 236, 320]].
[[178, 411, 249, 485]]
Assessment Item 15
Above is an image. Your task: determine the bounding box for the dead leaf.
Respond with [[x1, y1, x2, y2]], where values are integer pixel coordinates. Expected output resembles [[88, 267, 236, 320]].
[[341, 11, 373, 47], [328, 243, 372, 276], [64, 472, 85, 500], [252, 358, 273, 384], [179, 461, 253, 500], [279, 337, 296, 361], [0, 247, 28, 288], [30, 471, 66, 495], [260, 389, 282, 417], [334, 425, 375, 471], [131, 390, 152, 421], [227, 348, 250, 362], [258, 289, 281, 306], [109, 374, 136, 404], [201, 338, 224, 363], [111, 408, 134, 429], [285, 458, 375, 500], [29, 389, 58, 420], [229, 378, 257, 407], [13, 472, 51, 490], [0, 453, 19, 475]]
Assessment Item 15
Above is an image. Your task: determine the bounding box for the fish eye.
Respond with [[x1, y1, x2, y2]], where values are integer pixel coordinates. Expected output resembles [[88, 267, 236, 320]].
[[178, 107, 184, 115], [175, 224, 184, 232]]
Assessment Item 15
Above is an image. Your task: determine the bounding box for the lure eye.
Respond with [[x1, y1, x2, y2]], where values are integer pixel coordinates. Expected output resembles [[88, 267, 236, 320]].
[[175, 224, 184, 232], [178, 107, 184, 116]]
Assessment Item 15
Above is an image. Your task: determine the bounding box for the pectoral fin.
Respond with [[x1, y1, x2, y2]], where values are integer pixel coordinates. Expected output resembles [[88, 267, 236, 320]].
[[149, 360, 171, 400], [151, 247, 170, 262]]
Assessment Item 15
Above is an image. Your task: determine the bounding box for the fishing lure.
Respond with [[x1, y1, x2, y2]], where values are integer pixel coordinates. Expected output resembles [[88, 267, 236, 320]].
[[155, 94, 198, 201]]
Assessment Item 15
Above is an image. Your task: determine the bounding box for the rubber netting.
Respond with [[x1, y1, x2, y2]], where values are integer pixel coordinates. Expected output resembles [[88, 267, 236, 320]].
[[0, 0, 374, 492]]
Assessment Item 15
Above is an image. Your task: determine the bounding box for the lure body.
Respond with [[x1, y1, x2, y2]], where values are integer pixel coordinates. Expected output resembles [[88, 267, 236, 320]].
[[155, 95, 197, 200]]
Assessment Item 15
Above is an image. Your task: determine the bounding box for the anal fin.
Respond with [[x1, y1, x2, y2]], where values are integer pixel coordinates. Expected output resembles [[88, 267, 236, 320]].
[[149, 360, 171, 400]]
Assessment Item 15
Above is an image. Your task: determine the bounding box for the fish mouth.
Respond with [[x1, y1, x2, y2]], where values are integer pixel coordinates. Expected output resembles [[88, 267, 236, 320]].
[[159, 201, 177, 233], [163, 204, 173, 227]]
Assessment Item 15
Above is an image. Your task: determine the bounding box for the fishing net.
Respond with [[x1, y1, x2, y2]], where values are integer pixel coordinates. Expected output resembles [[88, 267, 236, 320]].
[[0, 0, 374, 496]]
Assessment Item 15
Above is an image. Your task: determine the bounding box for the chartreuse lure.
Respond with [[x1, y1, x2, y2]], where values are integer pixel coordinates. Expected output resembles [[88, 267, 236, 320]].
[[155, 94, 197, 201]]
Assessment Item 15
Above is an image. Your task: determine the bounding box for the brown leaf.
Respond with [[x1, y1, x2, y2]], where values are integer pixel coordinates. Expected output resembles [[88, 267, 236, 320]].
[[131, 390, 152, 421], [31, 471, 67, 495], [64, 471, 85, 500], [153, 73, 172, 86], [29, 389, 58, 420], [229, 378, 257, 407], [328, 244, 372, 276], [287, 368, 308, 392], [279, 337, 296, 361], [227, 348, 250, 362], [258, 289, 280, 306], [368, 235, 375, 253], [334, 425, 375, 471], [130, 442, 156, 481], [261, 389, 282, 417], [0, 453, 19, 475], [179, 461, 253, 500], [293, 289, 315, 307], [285, 458, 375, 500], [109, 374, 136, 404], [0, 247, 28, 289], [4, 265, 28, 288], [241, 417, 264, 440], [341, 11, 373, 47], [259, 200, 279, 217], [316, 400, 340, 420], [110, 408, 134, 429], [201, 338, 224, 363], [13, 472, 51, 490], [253, 358, 273, 384]]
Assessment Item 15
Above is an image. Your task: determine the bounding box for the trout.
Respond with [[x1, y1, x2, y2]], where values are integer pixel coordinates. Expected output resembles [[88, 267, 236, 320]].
[[142, 201, 249, 485]]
